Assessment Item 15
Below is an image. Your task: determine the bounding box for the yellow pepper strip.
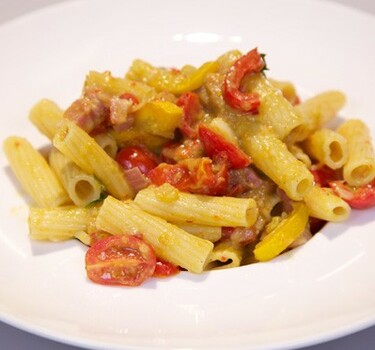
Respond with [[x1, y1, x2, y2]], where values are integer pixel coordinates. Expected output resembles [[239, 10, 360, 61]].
[[110, 127, 168, 152], [134, 101, 183, 139], [84, 71, 156, 106], [126, 60, 219, 95], [253, 202, 309, 262]]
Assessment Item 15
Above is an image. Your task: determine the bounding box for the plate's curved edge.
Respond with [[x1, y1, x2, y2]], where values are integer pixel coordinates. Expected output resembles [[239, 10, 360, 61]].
[[0, 0, 375, 349], [1, 309, 375, 350]]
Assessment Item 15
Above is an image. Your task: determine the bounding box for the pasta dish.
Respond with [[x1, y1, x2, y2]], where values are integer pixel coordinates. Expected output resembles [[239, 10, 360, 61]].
[[3, 48, 375, 286]]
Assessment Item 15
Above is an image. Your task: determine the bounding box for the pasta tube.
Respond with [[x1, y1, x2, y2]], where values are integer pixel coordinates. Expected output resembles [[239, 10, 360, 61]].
[[28, 99, 64, 139], [3, 136, 69, 207], [93, 133, 118, 158], [205, 240, 244, 270], [176, 223, 222, 242], [288, 144, 312, 167], [29, 206, 96, 241], [269, 78, 299, 105], [304, 186, 350, 222], [289, 91, 346, 142], [127, 59, 219, 94], [49, 148, 103, 206], [243, 131, 313, 201], [95, 196, 214, 273], [134, 183, 259, 227], [53, 120, 134, 199], [303, 128, 348, 169], [253, 203, 309, 262], [337, 119, 375, 186]]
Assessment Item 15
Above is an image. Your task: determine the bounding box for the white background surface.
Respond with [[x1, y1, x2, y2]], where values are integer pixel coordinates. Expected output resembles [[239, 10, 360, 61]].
[[1, 0, 375, 349]]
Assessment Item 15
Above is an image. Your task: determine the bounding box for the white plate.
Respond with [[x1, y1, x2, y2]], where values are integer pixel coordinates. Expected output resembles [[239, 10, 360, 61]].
[[1, 0, 375, 349]]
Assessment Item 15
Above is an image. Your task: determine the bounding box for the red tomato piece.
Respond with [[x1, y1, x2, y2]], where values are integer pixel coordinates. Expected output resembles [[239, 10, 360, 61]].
[[198, 124, 251, 169], [85, 234, 156, 286], [329, 179, 375, 209], [148, 158, 228, 196], [223, 48, 265, 113], [176, 92, 201, 139], [116, 145, 159, 175], [148, 163, 192, 191], [161, 139, 204, 163], [310, 164, 338, 187], [119, 92, 139, 105], [153, 259, 180, 278]]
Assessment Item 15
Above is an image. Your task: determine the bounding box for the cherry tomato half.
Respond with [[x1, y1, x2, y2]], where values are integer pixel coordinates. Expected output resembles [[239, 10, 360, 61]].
[[85, 234, 156, 286], [153, 259, 180, 278], [329, 179, 375, 209], [116, 145, 159, 175]]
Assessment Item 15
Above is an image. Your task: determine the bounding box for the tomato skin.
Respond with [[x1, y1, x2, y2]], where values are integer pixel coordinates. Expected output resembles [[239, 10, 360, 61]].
[[329, 179, 375, 209], [148, 158, 228, 196], [153, 259, 180, 278], [223, 48, 265, 113], [116, 145, 159, 175], [85, 234, 156, 286], [161, 139, 203, 163], [176, 92, 201, 139], [119, 92, 139, 105], [198, 124, 251, 169], [310, 165, 338, 187]]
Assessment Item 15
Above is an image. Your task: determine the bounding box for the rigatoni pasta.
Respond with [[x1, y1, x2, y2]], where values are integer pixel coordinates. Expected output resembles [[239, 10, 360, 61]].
[[29, 99, 64, 139], [3, 47, 375, 287], [49, 148, 103, 206], [29, 206, 96, 241], [4, 136, 69, 207], [304, 186, 350, 222], [96, 196, 213, 274], [53, 119, 134, 199], [303, 128, 348, 169], [134, 183, 259, 227], [337, 119, 375, 186], [243, 130, 314, 201]]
